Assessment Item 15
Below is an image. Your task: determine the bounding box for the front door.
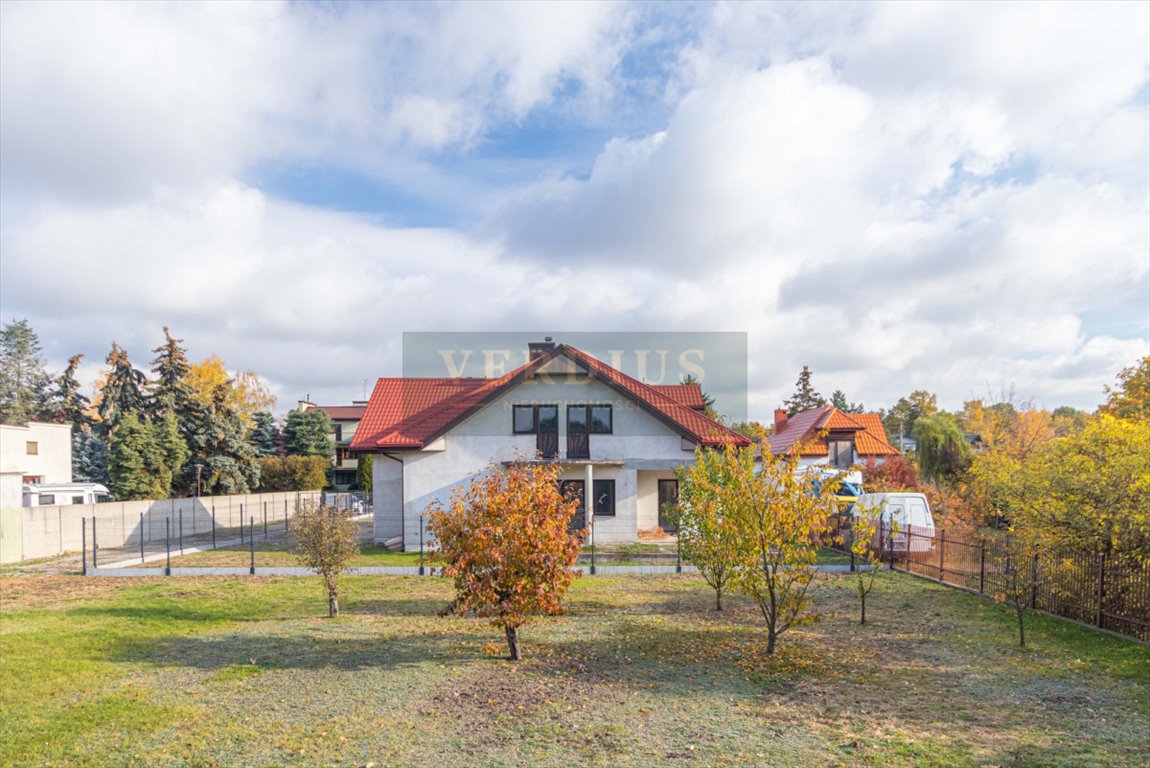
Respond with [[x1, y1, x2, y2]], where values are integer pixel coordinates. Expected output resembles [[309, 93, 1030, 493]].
[[560, 480, 586, 532], [658, 479, 679, 532]]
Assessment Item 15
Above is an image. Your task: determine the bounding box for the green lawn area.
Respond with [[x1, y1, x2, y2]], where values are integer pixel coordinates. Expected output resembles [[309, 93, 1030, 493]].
[[2, 571, 1147, 767]]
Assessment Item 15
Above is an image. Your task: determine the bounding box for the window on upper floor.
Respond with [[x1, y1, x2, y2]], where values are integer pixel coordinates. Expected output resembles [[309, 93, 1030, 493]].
[[334, 424, 343, 442], [513, 405, 536, 434], [26, 441, 38, 455], [827, 438, 854, 469]]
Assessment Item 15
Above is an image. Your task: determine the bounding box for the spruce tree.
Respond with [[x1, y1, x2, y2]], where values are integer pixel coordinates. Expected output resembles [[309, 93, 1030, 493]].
[[182, 384, 261, 495], [98, 343, 148, 434], [0, 319, 52, 424], [830, 389, 865, 414], [108, 412, 166, 500], [250, 411, 280, 456], [149, 327, 194, 420], [155, 409, 189, 491], [284, 409, 334, 457], [46, 354, 92, 432], [784, 366, 826, 416], [73, 433, 110, 485]]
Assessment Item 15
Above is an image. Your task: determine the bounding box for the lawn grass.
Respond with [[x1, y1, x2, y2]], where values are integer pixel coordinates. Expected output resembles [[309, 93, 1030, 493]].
[[2, 570, 1147, 767]]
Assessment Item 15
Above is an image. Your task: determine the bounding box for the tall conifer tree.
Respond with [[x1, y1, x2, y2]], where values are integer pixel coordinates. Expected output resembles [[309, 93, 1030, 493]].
[[0, 319, 51, 424]]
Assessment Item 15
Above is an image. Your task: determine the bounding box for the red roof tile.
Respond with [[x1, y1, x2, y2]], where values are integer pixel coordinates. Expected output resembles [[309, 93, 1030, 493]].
[[311, 405, 366, 421], [651, 384, 707, 410], [351, 344, 750, 451], [766, 405, 897, 458]]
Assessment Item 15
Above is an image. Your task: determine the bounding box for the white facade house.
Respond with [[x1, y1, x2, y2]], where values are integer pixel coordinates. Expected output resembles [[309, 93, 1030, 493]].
[[0, 421, 73, 563], [353, 341, 749, 550], [0, 421, 72, 485]]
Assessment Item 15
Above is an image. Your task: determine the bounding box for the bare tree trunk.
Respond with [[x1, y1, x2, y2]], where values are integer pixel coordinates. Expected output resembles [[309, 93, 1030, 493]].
[[766, 628, 777, 655], [1017, 607, 1025, 648], [715, 587, 723, 611], [860, 594, 867, 625], [329, 590, 339, 618], [505, 625, 521, 661]]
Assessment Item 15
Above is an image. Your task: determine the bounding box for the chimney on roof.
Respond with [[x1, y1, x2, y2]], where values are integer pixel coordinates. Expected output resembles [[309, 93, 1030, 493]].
[[528, 337, 556, 360], [774, 408, 788, 433]]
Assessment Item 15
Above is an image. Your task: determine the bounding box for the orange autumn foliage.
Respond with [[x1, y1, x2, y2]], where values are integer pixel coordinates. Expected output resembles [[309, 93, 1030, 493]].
[[427, 460, 585, 660]]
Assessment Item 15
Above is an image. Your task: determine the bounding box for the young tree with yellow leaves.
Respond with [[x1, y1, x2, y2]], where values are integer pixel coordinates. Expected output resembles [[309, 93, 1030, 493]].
[[293, 502, 360, 618], [733, 446, 839, 654], [674, 448, 743, 610], [427, 460, 584, 660], [677, 443, 837, 654], [847, 502, 894, 625]]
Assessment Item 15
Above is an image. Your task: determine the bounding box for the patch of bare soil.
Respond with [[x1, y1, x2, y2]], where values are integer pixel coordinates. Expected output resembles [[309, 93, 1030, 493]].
[[0, 572, 147, 611]]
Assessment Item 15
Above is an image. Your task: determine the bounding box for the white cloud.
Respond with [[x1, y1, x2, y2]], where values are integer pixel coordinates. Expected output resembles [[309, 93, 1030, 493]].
[[0, 1, 1145, 416], [0, 0, 628, 201]]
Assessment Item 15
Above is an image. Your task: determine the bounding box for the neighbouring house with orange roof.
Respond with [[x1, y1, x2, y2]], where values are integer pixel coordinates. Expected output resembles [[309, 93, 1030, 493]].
[[298, 401, 368, 490], [350, 339, 750, 550], [766, 405, 898, 469]]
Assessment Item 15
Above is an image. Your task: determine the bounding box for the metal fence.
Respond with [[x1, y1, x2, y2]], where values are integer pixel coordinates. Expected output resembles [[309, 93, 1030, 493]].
[[81, 491, 372, 571], [837, 522, 1150, 643]]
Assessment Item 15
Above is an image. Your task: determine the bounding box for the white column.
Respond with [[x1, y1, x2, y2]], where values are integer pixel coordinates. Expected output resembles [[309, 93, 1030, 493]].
[[584, 462, 594, 545]]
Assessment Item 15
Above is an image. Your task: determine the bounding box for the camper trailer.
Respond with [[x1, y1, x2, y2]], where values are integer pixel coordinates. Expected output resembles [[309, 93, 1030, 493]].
[[854, 492, 935, 553], [22, 483, 114, 507]]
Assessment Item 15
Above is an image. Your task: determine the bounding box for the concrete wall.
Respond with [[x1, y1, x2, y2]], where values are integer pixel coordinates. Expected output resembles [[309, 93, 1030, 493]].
[[0, 422, 72, 482], [372, 454, 404, 544], [636, 469, 677, 530], [375, 375, 699, 549], [2, 490, 322, 563], [0, 472, 23, 564]]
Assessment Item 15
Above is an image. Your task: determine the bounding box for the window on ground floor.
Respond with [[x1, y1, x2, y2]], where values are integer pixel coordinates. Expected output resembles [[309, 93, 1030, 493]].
[[592, 479, 615, 516]]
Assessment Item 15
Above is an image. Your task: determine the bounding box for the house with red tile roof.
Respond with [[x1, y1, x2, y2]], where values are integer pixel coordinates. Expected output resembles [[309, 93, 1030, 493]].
[[298, 400, 368, 490], [766, 405, 898, 469], [350, 340, 750, 550]]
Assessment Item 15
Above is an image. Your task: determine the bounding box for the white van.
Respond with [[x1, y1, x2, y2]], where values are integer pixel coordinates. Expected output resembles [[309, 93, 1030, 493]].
[[22, 483, 114, 507], [854, 492, 935, 553]]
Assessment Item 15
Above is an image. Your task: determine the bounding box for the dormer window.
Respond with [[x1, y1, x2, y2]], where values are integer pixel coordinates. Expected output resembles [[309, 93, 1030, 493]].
[[827, 437, 854, 468]]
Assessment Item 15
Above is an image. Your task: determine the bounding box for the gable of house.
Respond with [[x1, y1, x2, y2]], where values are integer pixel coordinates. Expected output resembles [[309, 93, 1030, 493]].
[[351, 345, 748, 452], [766, 405, 897, 459]]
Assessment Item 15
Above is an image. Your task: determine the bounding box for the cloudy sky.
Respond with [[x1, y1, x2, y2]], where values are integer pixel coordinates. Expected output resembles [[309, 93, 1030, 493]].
[[1, 1, 1147, 420]]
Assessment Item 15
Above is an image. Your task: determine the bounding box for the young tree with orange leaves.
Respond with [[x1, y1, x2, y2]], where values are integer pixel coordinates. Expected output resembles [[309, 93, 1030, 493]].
[[427, 460, 585, 660]]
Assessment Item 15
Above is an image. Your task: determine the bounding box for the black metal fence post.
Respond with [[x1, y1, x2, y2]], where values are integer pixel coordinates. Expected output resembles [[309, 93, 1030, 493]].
[[888, 521, 895, 570], [849, 527, 856, 573], [139, 513, 145, 563], [1030, 550, 1039, 609], [1095, 551, 1106, 628], [165, 518, 171, 576], [91, 515, 98, 569], [211, 501, 216, 549], [179, 509, 184, 555], [81, 517, 87, 576], [263, 502, 268, 538], [239, 503, 244, 544], [676, 532, 682, 574], [284, 499, 288, 530], [250, 517, 256, 575], [978, 540, 986, 594], [938, 528, 946, 580], [419, 515, 425, 576]]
